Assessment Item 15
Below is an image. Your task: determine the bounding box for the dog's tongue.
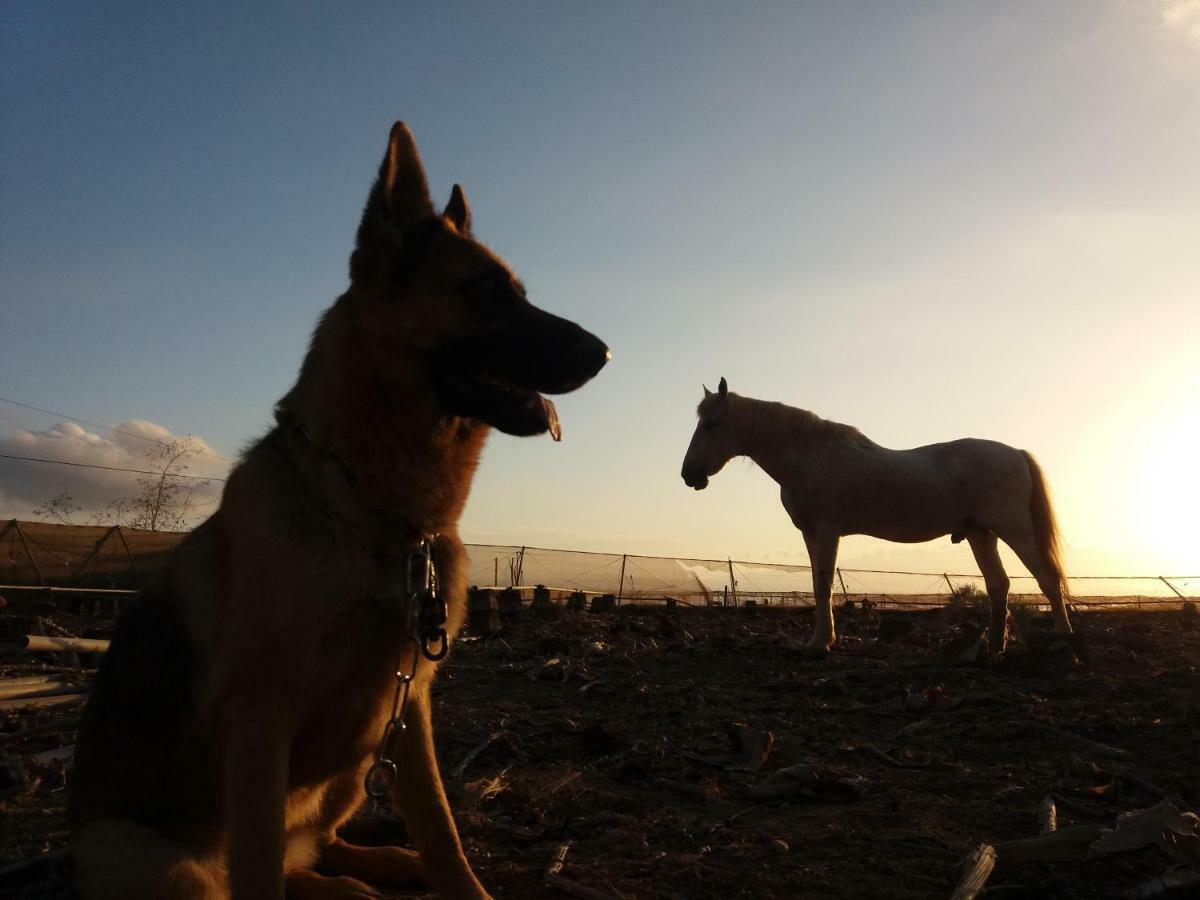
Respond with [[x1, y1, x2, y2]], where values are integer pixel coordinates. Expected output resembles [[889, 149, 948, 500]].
[[538, 395, 561, 441]]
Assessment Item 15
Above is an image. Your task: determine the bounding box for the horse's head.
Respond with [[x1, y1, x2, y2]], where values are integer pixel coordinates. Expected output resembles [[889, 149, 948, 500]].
[[681, 376, 737, 490]]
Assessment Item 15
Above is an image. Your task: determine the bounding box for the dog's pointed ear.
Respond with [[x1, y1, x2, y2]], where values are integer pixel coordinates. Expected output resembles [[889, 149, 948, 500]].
[[379, 122, 434, 229], [703, 384, 713, 399], [718, 377, 728, 398], [444, 184, 471, 234], [352, 123, 437, 282]]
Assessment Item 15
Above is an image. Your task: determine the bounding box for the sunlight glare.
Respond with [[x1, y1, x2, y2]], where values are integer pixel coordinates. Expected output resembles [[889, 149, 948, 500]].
[[1134, 371, 1200, 574]]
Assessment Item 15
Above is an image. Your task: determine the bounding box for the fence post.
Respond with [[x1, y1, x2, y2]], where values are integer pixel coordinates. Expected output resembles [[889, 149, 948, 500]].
[[72, 525, 116, 579], [837, 568, 850, 605], [1160, 576, 1185, 600], [617, 554, 627, 605], [13, 521, 45, 586], [943, 573, 955, 596], [113, 526, 141, 584], [728, 558, 738, 607]]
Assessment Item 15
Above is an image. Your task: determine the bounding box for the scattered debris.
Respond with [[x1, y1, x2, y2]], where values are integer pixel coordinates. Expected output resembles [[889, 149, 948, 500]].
[[949, 843, 996, 900], [994, 799, 1200, 869], [747, 763, 867, 804], [450, 730, 512, 780], [1, 750, 35, 797], [544, 842, 623, 900], [1125, 866, 1200, 899], [684, 723, 774, 772], [1031, 721, 1133, 760], [877, 615, 914, 642], [941, 622, 987, 666], [1039, 795, 1058, 834], [996, 823, 1112, 864], [1091, 800, 1200, 866], [1, 602, 1197, 898]]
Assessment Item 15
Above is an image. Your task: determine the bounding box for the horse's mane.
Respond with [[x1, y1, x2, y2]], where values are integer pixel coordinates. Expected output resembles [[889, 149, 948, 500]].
[[700, 393, 863, 445], [741, 397, 860, 443]]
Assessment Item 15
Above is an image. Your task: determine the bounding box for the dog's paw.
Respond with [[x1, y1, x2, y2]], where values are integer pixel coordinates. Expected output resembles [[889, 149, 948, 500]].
[[319, 841, 424, 890], [286, 870, 381, 899]]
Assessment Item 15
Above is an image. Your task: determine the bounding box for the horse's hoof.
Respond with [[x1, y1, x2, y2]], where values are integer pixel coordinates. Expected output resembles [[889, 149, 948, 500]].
[[1068, 632, 1090, 666]]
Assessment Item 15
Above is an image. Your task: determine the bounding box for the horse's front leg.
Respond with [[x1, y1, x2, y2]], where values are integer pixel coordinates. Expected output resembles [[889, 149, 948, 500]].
[[801, 529, 840, 658]]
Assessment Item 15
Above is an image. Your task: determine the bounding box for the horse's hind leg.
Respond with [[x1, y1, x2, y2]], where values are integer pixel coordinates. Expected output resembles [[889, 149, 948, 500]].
[[966, 531, 1010, 652], [801, 529, 839, 657], [1000, 529, 1073, 634]]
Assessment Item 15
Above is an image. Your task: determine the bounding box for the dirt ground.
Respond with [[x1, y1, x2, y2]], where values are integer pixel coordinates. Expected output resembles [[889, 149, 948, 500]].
[[1, 600, 1198, 899]]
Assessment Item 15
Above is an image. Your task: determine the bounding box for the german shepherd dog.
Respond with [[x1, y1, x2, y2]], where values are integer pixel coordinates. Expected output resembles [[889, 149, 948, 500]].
[[69, 123, 609, 899]]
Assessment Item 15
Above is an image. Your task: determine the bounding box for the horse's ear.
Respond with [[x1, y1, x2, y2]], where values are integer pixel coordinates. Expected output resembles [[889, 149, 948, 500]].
[[443, 184, 471, 234], [703, 384, 713, 399], [718, 377, 728, 398]]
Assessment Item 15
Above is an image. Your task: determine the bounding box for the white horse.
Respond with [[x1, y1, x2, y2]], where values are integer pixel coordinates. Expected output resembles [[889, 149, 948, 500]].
[[681, 378, 1073, 657]]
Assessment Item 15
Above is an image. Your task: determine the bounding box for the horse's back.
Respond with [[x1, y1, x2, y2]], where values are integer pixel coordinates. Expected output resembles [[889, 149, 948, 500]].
[[917, 437, 1025, 473], [915, 438, 1032, 523]]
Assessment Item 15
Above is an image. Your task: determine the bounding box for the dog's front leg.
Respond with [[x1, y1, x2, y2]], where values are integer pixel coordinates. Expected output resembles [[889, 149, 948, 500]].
[[224, 698, 291, 900], [391, 687, 490, 899]]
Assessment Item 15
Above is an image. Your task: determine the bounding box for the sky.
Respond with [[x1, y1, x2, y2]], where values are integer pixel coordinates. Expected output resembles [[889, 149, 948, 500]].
[[2, 1, 1198, 583]]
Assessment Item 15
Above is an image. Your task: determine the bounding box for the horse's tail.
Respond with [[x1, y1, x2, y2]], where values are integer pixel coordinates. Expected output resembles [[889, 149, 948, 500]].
[[1021, 450, 1069, 599]]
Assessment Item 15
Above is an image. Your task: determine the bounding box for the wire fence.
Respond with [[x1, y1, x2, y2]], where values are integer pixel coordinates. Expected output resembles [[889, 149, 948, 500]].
[[2, 519, 1195, 613]]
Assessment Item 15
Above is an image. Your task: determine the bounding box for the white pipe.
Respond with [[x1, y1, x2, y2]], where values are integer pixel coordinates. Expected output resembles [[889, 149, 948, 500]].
[[21, 635, 110, 654], [0, 679, 80, 700], [0, 692, 88, 712]]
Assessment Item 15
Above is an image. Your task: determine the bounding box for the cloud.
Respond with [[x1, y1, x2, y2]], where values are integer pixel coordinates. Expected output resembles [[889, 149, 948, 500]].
[[0, 420, 230, 526], [1154, 0, 1200, 48]]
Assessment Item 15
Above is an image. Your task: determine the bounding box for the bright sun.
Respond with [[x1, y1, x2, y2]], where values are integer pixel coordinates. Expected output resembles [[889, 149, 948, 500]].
[[1132, 375, 1200, 574]]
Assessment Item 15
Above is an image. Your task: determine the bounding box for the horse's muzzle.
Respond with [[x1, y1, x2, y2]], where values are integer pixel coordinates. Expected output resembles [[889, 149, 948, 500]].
[[681, 468, 709, 490]]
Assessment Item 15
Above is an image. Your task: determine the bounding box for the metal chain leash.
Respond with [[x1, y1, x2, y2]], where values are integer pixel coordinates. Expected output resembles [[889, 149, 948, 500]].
[[363, 538, 449, 811]]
